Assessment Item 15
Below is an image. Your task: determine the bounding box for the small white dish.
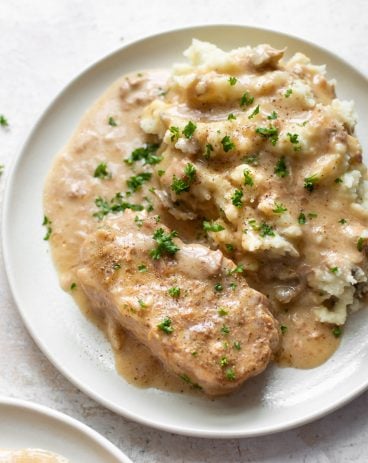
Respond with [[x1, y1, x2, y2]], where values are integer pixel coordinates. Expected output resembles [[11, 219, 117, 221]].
[[0, 397, 131, 462], [2, 24, 368, 438]]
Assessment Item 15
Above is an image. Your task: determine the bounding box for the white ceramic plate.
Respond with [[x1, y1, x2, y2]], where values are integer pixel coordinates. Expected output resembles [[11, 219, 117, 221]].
[[0, 397, 131, 462], [2, 25, 368, 438]]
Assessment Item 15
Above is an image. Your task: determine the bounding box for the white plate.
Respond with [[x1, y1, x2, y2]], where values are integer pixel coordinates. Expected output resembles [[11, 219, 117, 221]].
[[2, 25, 368, 438], [0, 397, 131, 462]]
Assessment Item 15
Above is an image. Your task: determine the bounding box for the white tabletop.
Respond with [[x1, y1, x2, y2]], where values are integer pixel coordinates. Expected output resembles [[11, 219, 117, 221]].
[[1, 1, 367, 462]]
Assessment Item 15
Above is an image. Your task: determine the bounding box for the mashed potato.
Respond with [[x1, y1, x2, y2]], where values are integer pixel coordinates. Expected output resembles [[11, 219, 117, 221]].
[[141, 40, 368, 327]]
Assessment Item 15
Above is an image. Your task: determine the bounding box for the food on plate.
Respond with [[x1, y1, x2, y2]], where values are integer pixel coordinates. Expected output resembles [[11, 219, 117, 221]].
[[44, 39, 368, 394], [0, 448, 69, 462]]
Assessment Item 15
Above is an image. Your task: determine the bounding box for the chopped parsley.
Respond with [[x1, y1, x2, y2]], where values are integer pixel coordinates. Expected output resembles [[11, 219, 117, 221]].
[[203, 220, 225, 232], [158, 169, 165, 177], [138, 299, 147, 308], [168, 286, 180, 298], [280, 325, 288, 334], [125, 143, 161, 165], [298, 213, 306, 225], [304, 174, 319, 192], [221, 135, 235, 152], [335, 177, 343, 184], [93, 194, 143, 220], [231, 189, 243, 208], [267, 111, 278, 120], [339, 218, 347, 225], [70, 282, 77, 290], [225, 243, 234, 252], [179, 374, 202, 389], [150, 228, 179, 260], [308, 212, 318, 219], [287, 132, 299, 144], [248, 104, 260, 119], [169, 126, 180, 142], [138, 264, 147, 272], [220, 356, 229, 367], [243, 169, 254, 186], [229, 282, 237, 290], [243, 153, 259, 166], [42, 216, 52, 240], [171, 163, 196, 195], [94, 162, 111, 179], [274, 156, 288, 178], [127, 172, 152, 192], [108, 116, 118, 126], [218, 307, 228, 316], [228, 76, 238, 86], [255, 125, 279, 145], [204, 143, 214, 159], [227, 113, 236, 121], [215, 283, 224, 292], [332, 326, 342, 338], [182, 121, 197, 139], [284, 88, 293, 98], [330, 267, 339, 274], [220, 324, 230, 335], [157, 317, 173, 334], [273, 202, 287, 214], [228, 264, 244, 275], [112, 263, 121, 270], [240, 91, 254, 107], [225, 367, 236, 381], [357, 237, 365, 252], [233, 341, 241, 350], [0, 115, 9, 127], [259, 222, 275, 237]]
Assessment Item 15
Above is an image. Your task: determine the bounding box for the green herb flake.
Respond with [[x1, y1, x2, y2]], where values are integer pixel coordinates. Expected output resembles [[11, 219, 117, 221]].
[[231, 189, 244, 208], [158, 169, 165, 177], [108, 116, 118, 126], [259, 222, 275, 237], [229, 76, 238, 86], [171, 163, 196, 195], [280, 325, 288, 334], [240, 91, 254, 107], [70, 282, 77, 290], [203, 220, 225, 233], [125, 143, 161, 165], [182, 121, 197, 139], [335, 177, 343, 184], [150, 228, 179, 260], [0, 115, 9, 127], [274, 156, 288, 178], [169, 126, 180, 142], [304, 174, 319, 192], [94, 162, 111, 179], [256, 125, 279, 145], [227, 113, 237, 121], [157, 317, 173, 334], [357, 237, 365, 252], [168, 286, 181, 298], [243, 153, 259, 166], [225, 243, 234, 252], [330, 267, 339, 274], [221, 135, 235, 152], [127, 172, 152, 192], [112, 263, 121, 270], [298, 212, 306, 225], [225, 367, 236, 381], [287, 132, 299, 144], [204, 143, 214, 159], [233, 341, 241, 351], [332, 326, 342, 338], [267, 111, 278, 120], [229, 282, 237, 290], [138, 299, 147, 308], [273, 202, 287, 214], [220, 356, 229, 367], [215, 283, 224, 293], [218, 307, 228, 316], [243, 169, 254, 186], [228, 264, 244, 275], [42, 215, 52, 241], [339, 218, 347, 225], [138, 264, 147, 272], [179, 374, 202, 389], [284, 88, 293, 98], [220, 324, 230, 335], [248, 104, 260, 120]]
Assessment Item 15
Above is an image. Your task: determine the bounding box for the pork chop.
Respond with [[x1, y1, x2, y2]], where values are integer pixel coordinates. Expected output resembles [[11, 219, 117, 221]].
[[77, 211, 279, 395]]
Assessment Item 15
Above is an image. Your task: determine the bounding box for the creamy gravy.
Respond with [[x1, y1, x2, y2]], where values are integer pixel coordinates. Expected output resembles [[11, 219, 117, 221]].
[[44, 69, 340, 394]]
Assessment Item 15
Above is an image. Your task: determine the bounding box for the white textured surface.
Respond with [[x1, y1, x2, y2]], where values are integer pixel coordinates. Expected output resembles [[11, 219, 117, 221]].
[[0, 1, 367, 462]]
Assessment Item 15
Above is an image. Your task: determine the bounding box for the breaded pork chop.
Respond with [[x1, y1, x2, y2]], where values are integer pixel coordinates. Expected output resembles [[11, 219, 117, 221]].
[[77, 212, 279, 395]]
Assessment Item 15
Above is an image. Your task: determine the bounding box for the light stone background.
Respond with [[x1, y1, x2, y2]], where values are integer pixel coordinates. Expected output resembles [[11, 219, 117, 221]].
[[0, 1, 367, 462]]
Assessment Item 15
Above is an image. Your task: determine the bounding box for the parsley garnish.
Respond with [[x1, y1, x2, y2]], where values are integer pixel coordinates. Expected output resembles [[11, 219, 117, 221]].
[[357, 237, 365, 252], [171, 163, 196, 195], [169, 126, 180, 142], [138, 264, 147, 272], [179, 374, 202, 389], [42, 216, 52, 240], [221, 135, 235, 152], [280, 325, 288, 334], [0, 115, 9, 127], [267, 111, 278, 120], [298, 213, 306, 225], [93, 194, 143, 220], [339, 218, 347, 225], [229, 76, 237, 86], [229, 282, 237, 290], [227, 113, 236, 121], [259, 222, 275, 237], [248, 104, 260, 119], [108, 116, 118, 126], [94, 162, 111, 179], [218, 307, 228, 316], [221, 324, 230, 334], [182, 121, 197, 139], [233, 341, 241, 350], [243, 153, 259, 166], [125, 144, 161, 165], [204, 143, 214, 159], [273, 202, 287, 214], [138, 299, 147, 308], [226, 244, 234, 252], [240, 91, 254, 107], [168, 286, 180, 298], [215, 283, 224, 292], [243, 169, 254, 186], [158, 169, 165, 177], [112, 263, 121, 270], [225, 367, 236, 381], [330, 267, 339, 274], [284, 88, 293, 98], [335, 177, 343, 184], [70, 282, 77, 290], [150, 228, 179, 260], [332, 326, 342, 338], [127, 172, 152, 192], [256, 125, 279, 145], [157, 317, 173, 334], [304, 174, 319, 192], [228, 264, 244, 275], [287, 132, 299, 144], [203, 221, 225, 232], [231, 189, 243, 208], [274, 156, 288, 177], [220, 356, 229, 367]]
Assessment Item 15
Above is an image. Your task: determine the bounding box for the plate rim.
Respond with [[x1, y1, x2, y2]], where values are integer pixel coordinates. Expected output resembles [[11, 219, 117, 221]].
[[0, 396, 132, 462], [2, 23, 368, 439]]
